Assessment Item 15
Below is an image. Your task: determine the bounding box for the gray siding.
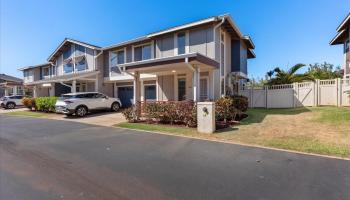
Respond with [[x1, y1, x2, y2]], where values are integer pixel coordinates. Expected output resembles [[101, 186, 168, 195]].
[[189, 26, 214, 59], [156, 34, 174, 58], [86, 48, 94, 70], [231, 40, 247, 75], [103, 52, 109, 77]]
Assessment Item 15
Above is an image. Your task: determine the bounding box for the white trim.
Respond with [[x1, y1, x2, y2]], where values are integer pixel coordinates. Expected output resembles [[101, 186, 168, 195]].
[[336, 14, 350, 32], [174, 33, 178, 56], [147, 17, 217, 38]]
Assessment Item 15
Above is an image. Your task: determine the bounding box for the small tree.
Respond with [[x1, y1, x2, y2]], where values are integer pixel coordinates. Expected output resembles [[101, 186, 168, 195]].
[[306, 62, 342, 80], [268, 63, 314, 85]]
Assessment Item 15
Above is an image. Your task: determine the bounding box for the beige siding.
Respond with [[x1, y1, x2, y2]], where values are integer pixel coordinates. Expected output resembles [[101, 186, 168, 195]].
[[157, 75, 174, 101], [56, 55, 63, 76], [86, 48, 95, 70]]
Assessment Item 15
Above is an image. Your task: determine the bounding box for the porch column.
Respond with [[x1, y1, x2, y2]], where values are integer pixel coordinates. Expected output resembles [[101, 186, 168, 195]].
[[13, 86, 18, 95], [193, 67, 200, 102], [33, 86, 37, 98], [133, 72, 141, 119], [71, 80, 76, 93], [133, 71, 141, 104], [94, 74, 99, 92]]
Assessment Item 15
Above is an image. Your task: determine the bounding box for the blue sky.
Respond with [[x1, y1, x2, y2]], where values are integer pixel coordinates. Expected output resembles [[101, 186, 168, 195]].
[[0, 0, 349, 79]]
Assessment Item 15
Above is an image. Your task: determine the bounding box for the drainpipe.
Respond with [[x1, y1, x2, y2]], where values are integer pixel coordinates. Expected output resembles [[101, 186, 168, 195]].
[[59, 81, 72, 89], [213, 17, 225, 47]]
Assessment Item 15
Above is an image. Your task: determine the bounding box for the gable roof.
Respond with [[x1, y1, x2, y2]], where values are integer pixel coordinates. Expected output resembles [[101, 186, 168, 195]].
[[330, 13, 350, 45], [103, 14, 255, 54], [18, 63, 51, 71], [0, 74, 23, 83], [336, 13, 350, 32], [47, 38, 101, 62]]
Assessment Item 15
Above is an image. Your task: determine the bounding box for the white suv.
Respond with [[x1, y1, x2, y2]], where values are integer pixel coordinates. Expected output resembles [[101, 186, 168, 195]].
[[55, 92, 122, 117], [0, 95, 24, 109]]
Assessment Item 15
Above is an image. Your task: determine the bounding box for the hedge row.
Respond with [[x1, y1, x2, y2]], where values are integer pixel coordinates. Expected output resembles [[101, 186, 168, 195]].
[[22, 97, 58, 112]]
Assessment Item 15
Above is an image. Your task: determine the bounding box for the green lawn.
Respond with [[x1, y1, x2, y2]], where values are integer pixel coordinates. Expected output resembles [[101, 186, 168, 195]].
[[116, 107, 350, 158], [4, 110, 49, 118]]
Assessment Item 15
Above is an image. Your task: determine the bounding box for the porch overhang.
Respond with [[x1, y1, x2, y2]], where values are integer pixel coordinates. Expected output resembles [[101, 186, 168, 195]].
[[119, 53, 219, 73], [24, 70, 100, 86]]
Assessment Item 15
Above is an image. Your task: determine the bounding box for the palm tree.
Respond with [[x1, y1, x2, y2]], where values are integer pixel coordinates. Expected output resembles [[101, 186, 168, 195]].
[[268, 63, 314, 85], [266, 70, 274, 80]]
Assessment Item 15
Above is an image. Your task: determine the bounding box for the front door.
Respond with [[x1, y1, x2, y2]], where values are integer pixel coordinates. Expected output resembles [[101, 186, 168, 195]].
[[118, 86, 134, 108], [178, 78, 186, 101]]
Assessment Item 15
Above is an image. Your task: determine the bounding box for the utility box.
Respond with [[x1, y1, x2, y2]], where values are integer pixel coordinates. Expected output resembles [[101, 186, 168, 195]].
[[197, 102, 216, 134]]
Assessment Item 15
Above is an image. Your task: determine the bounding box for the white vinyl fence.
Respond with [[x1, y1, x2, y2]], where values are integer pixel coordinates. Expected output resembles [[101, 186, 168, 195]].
[[239, 78, 350, 108]]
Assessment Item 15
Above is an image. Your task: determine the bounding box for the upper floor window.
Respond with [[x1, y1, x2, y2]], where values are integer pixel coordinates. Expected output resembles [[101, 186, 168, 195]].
[[345, 40, 350, 53], [63, 47, 72, 60], [42, 67, 50, 77], [134, 44, 151, 61], [75, 44, 85, 56], [177, 32, 186, 55], [75, 57, 86, 71], [64, 62, 73, 73]]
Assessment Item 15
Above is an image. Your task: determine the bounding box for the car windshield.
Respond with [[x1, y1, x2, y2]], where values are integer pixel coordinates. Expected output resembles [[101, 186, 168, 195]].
[[59, 94, 77, 100]]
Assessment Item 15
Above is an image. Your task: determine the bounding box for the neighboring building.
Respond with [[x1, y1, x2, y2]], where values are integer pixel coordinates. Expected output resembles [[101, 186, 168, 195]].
[[330, 13, 350, 79], [19, 14, 255, 107], [0, 74, 24, 97]]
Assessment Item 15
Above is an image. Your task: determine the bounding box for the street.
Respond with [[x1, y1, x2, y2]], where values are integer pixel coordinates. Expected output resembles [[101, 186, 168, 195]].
[[0, 115, 349, 200]]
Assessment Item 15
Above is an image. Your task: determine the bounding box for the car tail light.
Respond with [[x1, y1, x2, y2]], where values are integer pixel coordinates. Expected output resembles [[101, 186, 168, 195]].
[[64, 100, 74, 104]]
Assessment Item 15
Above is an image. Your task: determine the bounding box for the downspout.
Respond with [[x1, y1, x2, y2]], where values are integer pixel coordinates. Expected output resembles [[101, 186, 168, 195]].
[[59, 81, 72, 89], [213, 16, 225, 97]]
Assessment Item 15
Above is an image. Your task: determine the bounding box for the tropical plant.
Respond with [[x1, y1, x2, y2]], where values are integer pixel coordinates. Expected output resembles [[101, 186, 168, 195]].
[[22, 97, 36, 110], [306, 62, 342, 80], [35, 97, 58, 112], [268, 63, 314, 85]]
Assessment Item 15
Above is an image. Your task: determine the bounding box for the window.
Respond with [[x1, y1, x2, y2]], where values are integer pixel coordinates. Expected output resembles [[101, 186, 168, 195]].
[[134, 44, 151, 61], [75, 44, 85, 56], [52, 66, 56, 76], [75, 57, 86, 71], [42, 67, 50, 77], [178, 78, 186, 101], [63, 47, 73, 73], [345, 40, 350, 53], [64, 63, 73, 73], [110, 50, 125, 66], [144, 85, 156, 100], [177, 32, 186, 55]]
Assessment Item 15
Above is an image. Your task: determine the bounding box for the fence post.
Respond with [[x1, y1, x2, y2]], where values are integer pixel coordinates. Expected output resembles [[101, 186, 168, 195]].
[[337, 78, 342, 107], [316, 79, 320, 106], [265, 85, 268, 109], [293, 82, 299, 108], [250, 85, 253, 108]]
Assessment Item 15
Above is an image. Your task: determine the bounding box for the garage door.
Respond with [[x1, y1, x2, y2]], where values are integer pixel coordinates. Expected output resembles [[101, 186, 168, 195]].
[[118, 86, 133, 108]]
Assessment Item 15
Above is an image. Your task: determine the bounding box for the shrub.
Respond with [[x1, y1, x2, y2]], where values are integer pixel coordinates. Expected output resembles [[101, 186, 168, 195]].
[[143, 101, 197, 127], [22, 97, 36, 110], [121, 107, 138, 122], [35, 97, 58, 112], [215, 97, 238, 122], [230, 95, 248, 112]]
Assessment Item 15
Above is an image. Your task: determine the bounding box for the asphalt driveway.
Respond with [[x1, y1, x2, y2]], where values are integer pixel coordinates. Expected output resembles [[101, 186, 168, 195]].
[[0, 115, 349, 200]]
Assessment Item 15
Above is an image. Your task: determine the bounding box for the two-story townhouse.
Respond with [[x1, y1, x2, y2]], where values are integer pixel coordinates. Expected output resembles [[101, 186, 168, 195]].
[[102, 14, 255, 107], [18, 14, 255, 108], [330, 13, 350, 78], [19, 38, 108, 97], [0, 74, 24, 97]]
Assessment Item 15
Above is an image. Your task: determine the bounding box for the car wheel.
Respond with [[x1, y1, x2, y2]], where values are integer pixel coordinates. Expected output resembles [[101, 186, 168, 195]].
[[75, 106, 87, 117], [111, 102, 120, 112], [6, 102, 16, 109]]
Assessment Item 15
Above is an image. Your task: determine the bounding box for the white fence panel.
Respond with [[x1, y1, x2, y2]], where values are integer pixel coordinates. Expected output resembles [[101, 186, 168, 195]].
[[267, 84, 294, 108], [318, 80, 337, 106], [341, 79, 350, 106], [252, 89, 266, 108]]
